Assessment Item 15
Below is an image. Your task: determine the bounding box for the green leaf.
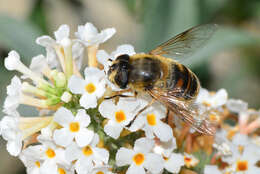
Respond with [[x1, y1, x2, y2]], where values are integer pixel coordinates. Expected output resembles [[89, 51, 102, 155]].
[[0, 15, 44, 64]]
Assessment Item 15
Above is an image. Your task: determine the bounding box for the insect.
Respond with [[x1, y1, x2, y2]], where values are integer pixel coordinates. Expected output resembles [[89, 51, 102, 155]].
[[107, 24, 218, 135]]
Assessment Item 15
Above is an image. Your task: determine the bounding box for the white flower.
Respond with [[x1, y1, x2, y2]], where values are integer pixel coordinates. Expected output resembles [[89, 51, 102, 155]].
[[3, 76, 22, 115], [75, 22, 116, 46], [153, 137, 177, 158], [36, 24, 84, 69], [196, 88, 228, 108], [204, 165, 222, 174], [68, 67, 106, 109], [0, 116, 22, 156], [183, 153, 199, 168], [163, 153, 184, 173], [226, 99, 248, 113], [116, 138, 164, 174], [4, 50, 21, 71], [99, 97, 140, 139], [19, 147, 42, 174], [152, 138, 183, 173], [60, 92, 72, 103], [33, 139, 70, 174], [27, 54, 49, 78], [225, 144, 260, 174], [65, 134, 109, 174], [129, 99, 173, 142], [4, 51, 49, 85], [53, 107, 94, 147]]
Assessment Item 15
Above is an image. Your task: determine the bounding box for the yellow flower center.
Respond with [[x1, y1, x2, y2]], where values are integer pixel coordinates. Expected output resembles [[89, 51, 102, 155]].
[[85, 83, 96, 94], [147, 113, 157, 126], [184, 156, 192, 164], [236, 160, 248, 171], [58, 168, 66, 174], [115, 110, 126, 123], [82, 146, 93, 156], [69, 122, 80, 132], [163, 156, 169, 161], [209, 113, 219, 122], [96, 171, 104, 174], [45, 148, 56, 158], [35, 161, 41, 168], [133, 153, 145, 166]]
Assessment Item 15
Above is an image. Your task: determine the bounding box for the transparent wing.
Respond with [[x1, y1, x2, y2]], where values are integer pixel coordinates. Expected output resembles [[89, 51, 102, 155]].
[[149, 24, 217, 61], [147, 88, 217, 135]]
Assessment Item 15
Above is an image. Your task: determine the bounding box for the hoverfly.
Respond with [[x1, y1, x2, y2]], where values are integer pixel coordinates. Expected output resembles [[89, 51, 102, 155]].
[[107, 24, 218, 135]]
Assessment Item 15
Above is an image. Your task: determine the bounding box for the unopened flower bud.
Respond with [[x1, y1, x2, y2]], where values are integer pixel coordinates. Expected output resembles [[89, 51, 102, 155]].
[[61, 91, 72, 103]]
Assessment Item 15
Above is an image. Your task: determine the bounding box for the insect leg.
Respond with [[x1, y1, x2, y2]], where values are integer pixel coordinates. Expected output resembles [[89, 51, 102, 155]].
[[126, 99, 155, 127], [104, 91, 137, 100]]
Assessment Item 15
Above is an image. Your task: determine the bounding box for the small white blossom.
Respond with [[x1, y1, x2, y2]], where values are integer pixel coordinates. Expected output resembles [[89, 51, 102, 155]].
[[65, 134, 109, 174], [183, 153, 199, 168], [3, 76, 22, 115], [196, 88, 228, 108], [226, 99, 248, 113], [26, 55, 49, 78], [4, 50, 22, 71], [116, 138, 164, 174], [35, 138, 70, 174], [60, 92, 72, 103], [99, 97, 140, 139], [68, 67, 106, 109], [130, 100, 173, 142], [163, 153, 184, 173], [0, 116, 22, 156], [36, 24, 84, 69], [225, 144, 260, 174], [153, 137, 177, 158], [53, 107, 94, 147], [75, 22, 116, 46]]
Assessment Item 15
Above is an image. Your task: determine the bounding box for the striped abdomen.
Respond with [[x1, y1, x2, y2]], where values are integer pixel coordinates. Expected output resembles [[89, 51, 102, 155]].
[[165, 63, 200, 100]]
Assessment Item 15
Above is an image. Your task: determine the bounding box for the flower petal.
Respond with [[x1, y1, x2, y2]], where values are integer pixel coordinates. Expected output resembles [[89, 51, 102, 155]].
[[65, 142, 81, 162], [53, 128, 74, 147], [84, 67, 105, 81], [153, 121, 173, 142], [75, 128, 94, 147], [134, 138, 154, 153], [36, 35, 55, 47], [80, 93, 97, 109], [126, 164, 145, 174], [98, 100, 115, 119], [6, 140, 22, 156], [54, 24, 70, 42], [116, 148, 134, 166], [204, 165, 221, 174], [104, 120, 123, 139], [75, 109, 91, 127], [164, 153, 184, 173], [54, 107, 74, 127], [93, 147, 109, 164], [144, 153, 164, 174], [68, 75, 86, 94]]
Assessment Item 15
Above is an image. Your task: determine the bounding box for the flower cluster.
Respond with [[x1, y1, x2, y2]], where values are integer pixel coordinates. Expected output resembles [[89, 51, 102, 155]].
[[1, 22, 260, 174]]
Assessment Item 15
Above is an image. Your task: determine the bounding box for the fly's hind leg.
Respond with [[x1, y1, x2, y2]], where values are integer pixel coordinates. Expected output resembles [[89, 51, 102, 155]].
[[126, 99, 155, 128]]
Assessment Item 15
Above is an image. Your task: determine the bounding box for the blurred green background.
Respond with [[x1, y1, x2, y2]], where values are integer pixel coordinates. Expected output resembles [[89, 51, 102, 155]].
[[0, 0, 259, 173]]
